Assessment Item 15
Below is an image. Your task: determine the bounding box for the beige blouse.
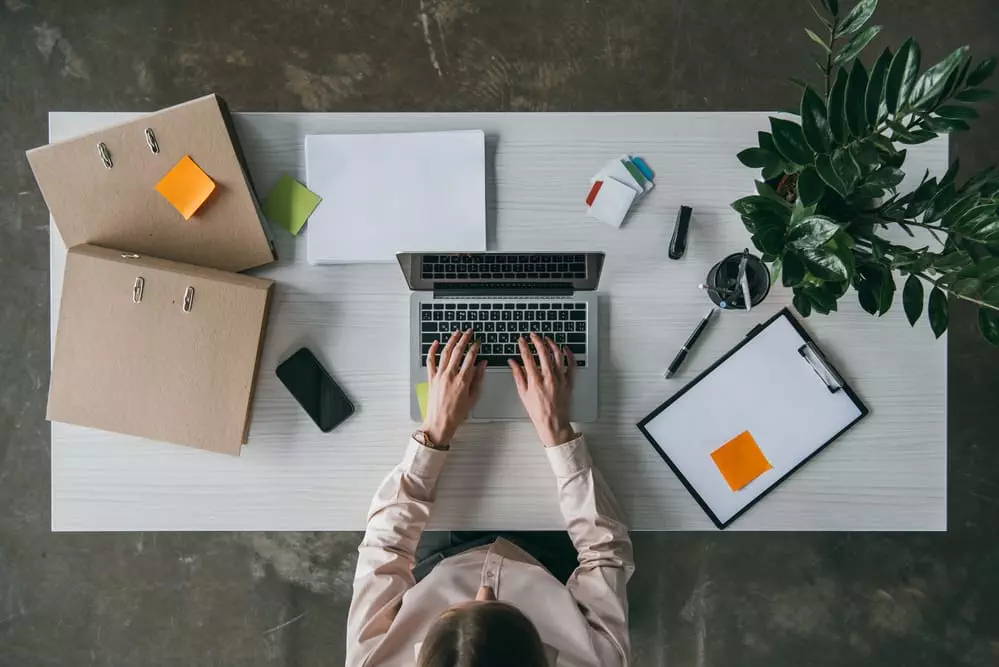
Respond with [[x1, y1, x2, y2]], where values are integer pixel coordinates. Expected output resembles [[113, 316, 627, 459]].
[[345, 436, 634, 667]]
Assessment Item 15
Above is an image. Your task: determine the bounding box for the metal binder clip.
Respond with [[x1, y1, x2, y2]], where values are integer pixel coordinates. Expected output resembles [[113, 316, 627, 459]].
[[144, 128, 159, 154], [798, 343, 843, 393], [97, 142, 113, 169], [132, 277, 144, 303], [182, 286, 195, 313]]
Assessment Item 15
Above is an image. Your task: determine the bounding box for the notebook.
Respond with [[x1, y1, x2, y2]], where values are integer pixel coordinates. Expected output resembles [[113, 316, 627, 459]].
[[637, 308, 869, 528], [305, 130, 486, 264]]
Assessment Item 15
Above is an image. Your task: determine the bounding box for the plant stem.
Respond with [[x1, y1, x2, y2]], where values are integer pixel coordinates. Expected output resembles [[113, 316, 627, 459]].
[[915, 272, 999, 312]]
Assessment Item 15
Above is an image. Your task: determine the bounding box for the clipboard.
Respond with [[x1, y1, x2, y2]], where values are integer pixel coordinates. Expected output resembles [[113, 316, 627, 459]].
[[636, 308, 870, 529]]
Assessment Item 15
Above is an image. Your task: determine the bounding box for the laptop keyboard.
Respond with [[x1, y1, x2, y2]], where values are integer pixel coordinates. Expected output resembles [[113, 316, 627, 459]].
[[421, 254, 587, 281], [420, 301, 588, 367]]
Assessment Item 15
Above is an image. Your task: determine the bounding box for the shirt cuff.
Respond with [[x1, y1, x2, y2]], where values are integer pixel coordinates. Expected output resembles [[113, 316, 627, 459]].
[[401, 437, 449, 478], [545, 435, 592, 477]]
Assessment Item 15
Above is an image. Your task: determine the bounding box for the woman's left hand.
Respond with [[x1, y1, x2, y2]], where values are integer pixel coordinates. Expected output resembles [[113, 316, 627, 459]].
[[422, 329, 487, 445]]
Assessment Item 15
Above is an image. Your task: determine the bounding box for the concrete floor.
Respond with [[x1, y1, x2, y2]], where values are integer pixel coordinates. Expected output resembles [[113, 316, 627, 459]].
[[2, 0, 999, 665]]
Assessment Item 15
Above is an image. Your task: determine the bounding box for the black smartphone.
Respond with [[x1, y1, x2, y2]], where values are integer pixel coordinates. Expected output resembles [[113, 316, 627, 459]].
[[276, 348, 354, 433]]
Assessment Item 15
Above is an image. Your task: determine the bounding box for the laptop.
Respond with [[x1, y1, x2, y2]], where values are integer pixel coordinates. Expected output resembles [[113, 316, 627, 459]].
[[397, 252, 605, 422]]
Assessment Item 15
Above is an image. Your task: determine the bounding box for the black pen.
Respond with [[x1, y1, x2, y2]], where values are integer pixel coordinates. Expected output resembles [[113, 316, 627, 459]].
[[664, 308, 717, 379]]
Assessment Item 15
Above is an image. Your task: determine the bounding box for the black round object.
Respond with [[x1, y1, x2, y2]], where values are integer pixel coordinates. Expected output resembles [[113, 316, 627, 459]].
[[705, 252, 771, 310]]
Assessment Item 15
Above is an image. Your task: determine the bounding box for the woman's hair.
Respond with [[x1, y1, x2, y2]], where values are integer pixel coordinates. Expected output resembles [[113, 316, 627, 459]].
[[417, 601, 548, 667]]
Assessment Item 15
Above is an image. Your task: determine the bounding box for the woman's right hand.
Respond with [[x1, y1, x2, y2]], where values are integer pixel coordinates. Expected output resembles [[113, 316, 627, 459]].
[[507, 333, 577, 447]]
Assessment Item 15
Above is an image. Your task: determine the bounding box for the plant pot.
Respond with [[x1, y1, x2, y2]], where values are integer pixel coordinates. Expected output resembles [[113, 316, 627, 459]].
[[765, 173, 798, 204], [705, 252, 772, 310]]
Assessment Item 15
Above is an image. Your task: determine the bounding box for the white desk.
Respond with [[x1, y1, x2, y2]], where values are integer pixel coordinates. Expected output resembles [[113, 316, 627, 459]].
[[49, 112, 948, 531]]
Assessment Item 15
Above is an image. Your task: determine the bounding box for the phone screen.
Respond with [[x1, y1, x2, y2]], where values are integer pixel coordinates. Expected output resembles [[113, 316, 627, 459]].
[[276, 348, 354, 433]]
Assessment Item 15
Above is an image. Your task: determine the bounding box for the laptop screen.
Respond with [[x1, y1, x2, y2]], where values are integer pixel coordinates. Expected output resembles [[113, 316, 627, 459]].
[[396, 252, 605, 291]]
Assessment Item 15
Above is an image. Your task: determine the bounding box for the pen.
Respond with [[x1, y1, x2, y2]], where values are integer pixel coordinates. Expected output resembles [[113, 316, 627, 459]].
[[664, 308, 717, 379], [736, 248, 752, 313]]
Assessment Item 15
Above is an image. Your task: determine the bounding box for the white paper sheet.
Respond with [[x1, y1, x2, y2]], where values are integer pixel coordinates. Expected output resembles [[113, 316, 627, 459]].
[[305, 130, 486, 263]]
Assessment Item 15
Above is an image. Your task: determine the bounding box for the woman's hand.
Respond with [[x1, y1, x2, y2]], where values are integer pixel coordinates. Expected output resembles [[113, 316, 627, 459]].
[[422, 329, 487, 445], [508, 333, 577, 446]]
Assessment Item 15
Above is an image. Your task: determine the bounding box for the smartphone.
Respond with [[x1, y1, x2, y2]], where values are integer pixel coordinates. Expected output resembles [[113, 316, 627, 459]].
[[276, 348, 354, 433]]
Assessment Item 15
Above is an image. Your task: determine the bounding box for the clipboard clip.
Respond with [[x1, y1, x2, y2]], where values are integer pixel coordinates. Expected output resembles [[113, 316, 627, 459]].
[[798, 343, 843, 393], [132, 277, 144, 303], [182, 286, 195, 313]]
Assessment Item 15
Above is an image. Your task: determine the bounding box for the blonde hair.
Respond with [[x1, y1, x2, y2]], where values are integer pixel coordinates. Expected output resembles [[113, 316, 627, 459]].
[[417, 602, 548, 667]]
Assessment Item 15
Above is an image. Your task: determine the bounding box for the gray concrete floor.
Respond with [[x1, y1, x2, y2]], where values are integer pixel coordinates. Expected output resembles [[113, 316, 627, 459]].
[[2, 0, 999, 665]]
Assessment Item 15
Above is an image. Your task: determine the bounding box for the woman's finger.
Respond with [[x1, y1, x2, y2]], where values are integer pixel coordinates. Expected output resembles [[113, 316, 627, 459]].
[[448, 329, 473, 372], [532, 333, 554, 378], [427, 339, 440, 380], [460, 337, 481, 374], [546, 338, 564, 378], [508, 358, 527, 394], [564, 346, 577, 388], [439, 330, 461, 370], [517, 335, 539, 381]]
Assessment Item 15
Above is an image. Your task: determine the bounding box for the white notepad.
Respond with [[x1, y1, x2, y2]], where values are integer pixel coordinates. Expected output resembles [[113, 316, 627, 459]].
[[305, 130, 487, 264], [638, 309, 869, 528]]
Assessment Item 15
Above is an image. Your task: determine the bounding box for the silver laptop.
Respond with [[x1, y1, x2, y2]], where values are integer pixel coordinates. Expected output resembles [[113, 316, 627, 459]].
[[398, 252, 605, 421]]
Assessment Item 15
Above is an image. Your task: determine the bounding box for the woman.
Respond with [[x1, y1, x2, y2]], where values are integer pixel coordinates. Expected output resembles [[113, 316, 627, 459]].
[[346, 329, 634, 667]]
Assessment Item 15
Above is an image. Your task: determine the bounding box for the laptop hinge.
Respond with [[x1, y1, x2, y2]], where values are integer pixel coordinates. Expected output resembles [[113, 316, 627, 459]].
[[433, 282, 573, 299]]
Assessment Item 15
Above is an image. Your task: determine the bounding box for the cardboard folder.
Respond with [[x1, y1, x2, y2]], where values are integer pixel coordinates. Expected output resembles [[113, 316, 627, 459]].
[[48, 245, 274, 455], [27, 94, 276, 272]]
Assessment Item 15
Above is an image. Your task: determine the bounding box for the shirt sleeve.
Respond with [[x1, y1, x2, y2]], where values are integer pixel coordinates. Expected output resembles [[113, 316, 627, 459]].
[[546, 435, 635, 667], [345, 437, 448, 667]]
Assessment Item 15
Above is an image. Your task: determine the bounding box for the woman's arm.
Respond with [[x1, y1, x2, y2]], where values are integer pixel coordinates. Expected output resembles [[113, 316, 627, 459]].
[[509, 334, 634, 667], [345, 329, 486, 667]]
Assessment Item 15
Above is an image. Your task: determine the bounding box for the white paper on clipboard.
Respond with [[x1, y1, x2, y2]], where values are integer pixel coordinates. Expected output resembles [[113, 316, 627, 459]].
[[639, 310, 867, 527]]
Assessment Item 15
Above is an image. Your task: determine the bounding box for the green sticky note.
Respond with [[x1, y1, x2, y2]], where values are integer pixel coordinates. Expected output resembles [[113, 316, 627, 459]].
[[415, 382, 430, 420], [262, 174, 322, 235], [621, 159, 647, 187]]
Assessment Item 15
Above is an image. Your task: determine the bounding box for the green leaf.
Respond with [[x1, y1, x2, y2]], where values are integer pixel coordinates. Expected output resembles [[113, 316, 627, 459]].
[[934, 105, 979, 120], [904, 177, 939, 217], [798, 166, 826, 206], [788, 215, 842, 249], [966, 57, 997, 87], [908, 46, 970, 109], [805, 28, 831, 52], [755, 180, 793, 208], [801, 87, 833, 154], [816, 153, 848, 197], [801, 244, 850, 281], [938, 158, 961, 191], [955, 88, 994, 102], [831, 149, 860, 190], [738, 147, 779, 169], [770, 117, 815, 166], [790, 201, 818, 226], [934, 250, 972, 272], [850, 140, 881, 172], [834, 25, 882, 66], [928, 286, 949, 338], [783, 253, 807, 287], [752, 228, 786, 256], [828, 68, 849, 144], [865, 165, 904, 188], [836, 0, 878, 37], [903, 274, 924, 326], [821, 0, 840, 15], [858, 281, 879, 315], [845, 59, 870, 137], [923, 117, 970, 133], [885, 38, 920, 113], [866, 48, 892, 125], [896, 129, 938, 145], [732, 195, 790, 219], [979, 308, 999, 346], [793, 291, 813, 317]]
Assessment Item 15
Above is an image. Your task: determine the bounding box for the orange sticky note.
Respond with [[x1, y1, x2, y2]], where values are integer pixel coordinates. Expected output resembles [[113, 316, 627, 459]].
[[710, 431, 772, 491], [155, 155, 216, 220]]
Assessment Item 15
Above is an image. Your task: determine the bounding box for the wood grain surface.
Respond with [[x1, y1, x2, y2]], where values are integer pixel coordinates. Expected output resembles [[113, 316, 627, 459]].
[[48, 112, 947, 531]]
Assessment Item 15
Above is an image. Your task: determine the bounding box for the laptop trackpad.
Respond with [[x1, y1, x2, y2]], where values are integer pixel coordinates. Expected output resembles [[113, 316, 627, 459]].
[[471, 369, 527, 420]]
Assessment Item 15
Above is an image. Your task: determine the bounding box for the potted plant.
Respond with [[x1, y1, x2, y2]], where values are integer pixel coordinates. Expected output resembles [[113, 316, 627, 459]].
[[732, 0, 999, 345]]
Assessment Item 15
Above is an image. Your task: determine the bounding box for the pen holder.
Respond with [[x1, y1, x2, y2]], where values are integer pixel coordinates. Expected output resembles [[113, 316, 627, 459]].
[[704, 252, 771, 310]]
